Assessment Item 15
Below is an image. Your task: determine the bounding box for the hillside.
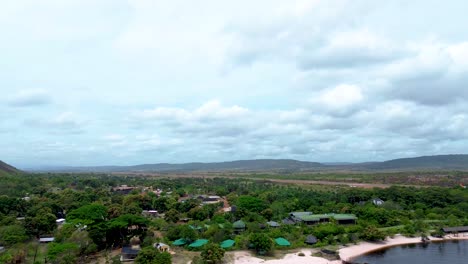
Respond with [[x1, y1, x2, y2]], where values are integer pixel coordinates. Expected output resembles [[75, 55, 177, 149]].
[[36, 159, 326, 173], [363, 154, 468, 170], [30, 154, 468, 173], [0, 160, 20, 176]]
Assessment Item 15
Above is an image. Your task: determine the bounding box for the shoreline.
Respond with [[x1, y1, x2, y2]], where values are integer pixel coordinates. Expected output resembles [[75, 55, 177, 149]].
[[230, 234, 468, 264], [339, 233, 468, 262]]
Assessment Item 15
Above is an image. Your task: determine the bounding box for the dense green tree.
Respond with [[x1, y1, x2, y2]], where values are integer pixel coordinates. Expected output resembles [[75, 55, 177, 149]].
[[47, 242, 79, 264], [0, 225, 28, 246], [360, 226, 386, 241], [249, 233, 273, 254], [164, 209, 180, 223], [201, 243, 225, 263], [236, 196, 267, 212], [135, 247, 172, 264], [24, 208, 57, 237]]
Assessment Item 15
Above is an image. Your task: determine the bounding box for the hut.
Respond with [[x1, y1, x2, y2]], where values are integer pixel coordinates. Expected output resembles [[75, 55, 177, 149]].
[[188, 239, 209, 248], [233, 220, 246, 233], [172, 238, 188, 246], [305, 235, 318, 245], [220, 239, 235, 249], [274, 237, 291, 246]]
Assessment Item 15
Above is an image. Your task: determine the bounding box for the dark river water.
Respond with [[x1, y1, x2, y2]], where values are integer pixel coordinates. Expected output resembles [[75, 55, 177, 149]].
[[352, 240, 468, 264]]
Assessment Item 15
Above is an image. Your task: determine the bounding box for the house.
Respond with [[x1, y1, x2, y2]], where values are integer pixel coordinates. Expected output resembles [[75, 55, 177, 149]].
[[154, 242, 170, 252], [372, 198, 385, 206], [56, 218, 66, 225], [120, 246, 140, 262], [39, 237, 55, 243]]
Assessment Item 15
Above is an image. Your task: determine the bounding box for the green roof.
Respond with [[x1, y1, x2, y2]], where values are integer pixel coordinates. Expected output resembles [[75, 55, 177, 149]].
[[172, 238, 187, 246], [188, 239, 209, 248], [332, 214, 357, 220], [233, 220, 246, 229], [298, 215, 321, 221], [274, 237, 291, 246], [220, 239, 235, 249], [189, 225, 202, 230], [304, 214, 357, 221]]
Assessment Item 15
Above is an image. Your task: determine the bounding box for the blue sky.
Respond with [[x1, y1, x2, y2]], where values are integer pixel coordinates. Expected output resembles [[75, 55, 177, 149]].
[[2, 0, 468, 168]]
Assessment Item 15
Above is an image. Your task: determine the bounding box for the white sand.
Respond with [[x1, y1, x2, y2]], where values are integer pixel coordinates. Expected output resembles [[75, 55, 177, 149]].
[[233, 249, 341, 264]]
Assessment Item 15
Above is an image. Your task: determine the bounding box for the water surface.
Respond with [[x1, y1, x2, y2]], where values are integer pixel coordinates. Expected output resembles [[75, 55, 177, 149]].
[[353, 240, 467, 264]]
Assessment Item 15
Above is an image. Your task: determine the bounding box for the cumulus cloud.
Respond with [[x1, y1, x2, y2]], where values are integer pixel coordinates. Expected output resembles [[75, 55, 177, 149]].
[[3, 0, 468, 166], [8, 89, 52, 107], [309, 84, 364, 117]]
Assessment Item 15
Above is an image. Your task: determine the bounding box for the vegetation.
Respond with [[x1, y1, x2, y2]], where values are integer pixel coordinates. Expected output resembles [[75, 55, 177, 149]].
[[0, 169, 467, 263]]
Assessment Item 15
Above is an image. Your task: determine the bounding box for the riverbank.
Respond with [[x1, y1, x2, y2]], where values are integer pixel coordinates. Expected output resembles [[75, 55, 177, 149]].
[[229, 234, 468, 264], [339, 233, 468, 262]]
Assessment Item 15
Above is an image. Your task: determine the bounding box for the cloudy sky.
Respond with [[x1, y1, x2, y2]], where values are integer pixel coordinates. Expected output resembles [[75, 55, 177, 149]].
[[2, 0, 468, 168]]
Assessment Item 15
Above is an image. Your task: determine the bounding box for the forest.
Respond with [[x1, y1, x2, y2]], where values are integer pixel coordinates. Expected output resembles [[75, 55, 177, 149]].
[[0, 172, 467, 263]]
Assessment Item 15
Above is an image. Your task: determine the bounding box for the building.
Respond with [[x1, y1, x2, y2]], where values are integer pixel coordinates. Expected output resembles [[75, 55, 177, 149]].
[[56, 218, 66, 225], [199, 195, 223, 205], [287, 212, 357, 225], [442, 226, 468, 234], [120, 247, 140, 262], [112, 185, 136, 195]]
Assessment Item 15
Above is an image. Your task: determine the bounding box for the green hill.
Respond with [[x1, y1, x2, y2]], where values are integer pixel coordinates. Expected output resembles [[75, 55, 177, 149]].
[[364, 154, 468, 170], [0, 160, 20, 176]]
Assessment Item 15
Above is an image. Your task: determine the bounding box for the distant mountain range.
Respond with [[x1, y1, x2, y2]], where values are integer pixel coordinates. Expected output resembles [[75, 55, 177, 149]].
[[0, 160, 21, 176], [26, 154, 468, 173]]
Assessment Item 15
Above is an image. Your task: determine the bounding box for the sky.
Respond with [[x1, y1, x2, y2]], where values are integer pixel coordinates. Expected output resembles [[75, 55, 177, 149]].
[[2, 0, 468, 168]]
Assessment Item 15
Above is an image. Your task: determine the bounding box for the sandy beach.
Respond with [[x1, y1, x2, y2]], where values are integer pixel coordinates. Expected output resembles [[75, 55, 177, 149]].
[[230, 233, 468, 264], [232, 249, 341, 264]]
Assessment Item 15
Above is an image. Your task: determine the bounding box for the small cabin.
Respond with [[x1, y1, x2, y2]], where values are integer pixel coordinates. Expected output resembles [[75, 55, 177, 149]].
[[120, 246, 140, 262]]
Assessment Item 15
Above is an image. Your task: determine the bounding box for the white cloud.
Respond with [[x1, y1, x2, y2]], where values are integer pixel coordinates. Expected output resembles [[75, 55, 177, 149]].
[[309, 84, 364, 117]]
